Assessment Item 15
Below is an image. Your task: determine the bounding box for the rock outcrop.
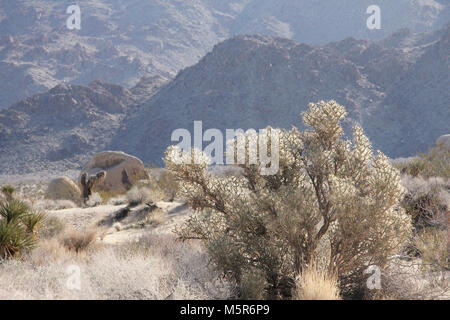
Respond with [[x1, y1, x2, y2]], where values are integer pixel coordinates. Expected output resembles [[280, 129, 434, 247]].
[[79, 151, 149, 193], [46, 177, 82, 203]]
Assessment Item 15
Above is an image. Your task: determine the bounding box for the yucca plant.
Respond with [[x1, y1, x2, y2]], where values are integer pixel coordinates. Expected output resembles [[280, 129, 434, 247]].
[[1, 185, 15, 200], [21, 211, 46, 235], [0, 198, 44, 259], [0, 199, 29, 224], [0, 220, 34, 259]]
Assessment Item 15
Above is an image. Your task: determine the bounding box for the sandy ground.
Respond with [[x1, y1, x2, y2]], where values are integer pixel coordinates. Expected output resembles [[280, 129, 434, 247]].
[[46, 201, 192, 245]]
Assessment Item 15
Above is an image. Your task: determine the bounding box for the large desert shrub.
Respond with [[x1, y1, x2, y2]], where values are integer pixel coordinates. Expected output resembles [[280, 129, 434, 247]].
[[165, 100, 412, 299], [0, 198, 44, 259]]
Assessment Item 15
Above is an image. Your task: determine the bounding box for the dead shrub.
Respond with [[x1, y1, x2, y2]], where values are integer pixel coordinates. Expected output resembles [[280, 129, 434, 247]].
[[60, 229, 97, 253]]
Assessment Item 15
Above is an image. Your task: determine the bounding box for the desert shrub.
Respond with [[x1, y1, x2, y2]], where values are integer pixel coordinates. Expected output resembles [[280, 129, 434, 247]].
[[401, 176, 448, 230], [126, 186, 164, 206], [0, 198, 44, 259], [396, 144, 450, 178], [86, 192, 103, 207], [293, 263, 340, 300], [60, 229, 97, 253], [126, 186, 151, 206], [158, 171, 179, 201], [414, 228, 449, 271], [165, 100, 412, 299]]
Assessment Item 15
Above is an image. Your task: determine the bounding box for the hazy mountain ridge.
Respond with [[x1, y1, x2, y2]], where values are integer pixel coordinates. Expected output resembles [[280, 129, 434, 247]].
[[0, 78, 165, 173], [0, 0, 447, 109], [0, 20, 448, 174], [112, 24, 449, 165]]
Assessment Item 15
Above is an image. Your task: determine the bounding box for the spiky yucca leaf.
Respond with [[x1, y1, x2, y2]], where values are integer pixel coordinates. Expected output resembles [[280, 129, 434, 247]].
[[0, 220, 34, 259], [0, 199, 30, 224], [21, 211, 46, 234]]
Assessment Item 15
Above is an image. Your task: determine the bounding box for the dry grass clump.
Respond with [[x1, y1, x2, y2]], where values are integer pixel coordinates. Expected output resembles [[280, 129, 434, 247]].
[[294, 264, 341, 300], [59, 229, 98, 253], [145, 209, 168, 226]]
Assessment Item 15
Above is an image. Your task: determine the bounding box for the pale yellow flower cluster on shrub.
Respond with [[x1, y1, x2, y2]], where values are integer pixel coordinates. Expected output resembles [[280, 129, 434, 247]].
[[164, 100, 412, 299]]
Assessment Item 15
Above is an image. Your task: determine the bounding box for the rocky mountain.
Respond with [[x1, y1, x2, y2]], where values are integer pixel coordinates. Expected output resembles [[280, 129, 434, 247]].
[[0, 24, 448, 174], [0, 78, 166, 173], [0, 0, 447, 109], [113, 24, 450, 164]]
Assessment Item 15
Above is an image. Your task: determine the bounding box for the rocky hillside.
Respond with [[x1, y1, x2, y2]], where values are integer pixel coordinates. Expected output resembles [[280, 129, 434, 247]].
[[0, 24, 448, 174], [0, 78, 166, 173], [0, 0, 447, 109], [113, 24, 450, 164]]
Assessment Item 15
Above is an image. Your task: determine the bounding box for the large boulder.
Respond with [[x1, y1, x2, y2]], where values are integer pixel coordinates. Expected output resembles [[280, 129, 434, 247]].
[[46, 177, 82, 203], [436, 134, 450, 149], [79, 151, 149, 193]]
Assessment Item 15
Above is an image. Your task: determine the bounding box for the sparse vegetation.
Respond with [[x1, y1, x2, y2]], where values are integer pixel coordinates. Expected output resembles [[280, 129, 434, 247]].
[[38, 216, 66, 239], [32, 199, 77, 211], [166, 100, 412, 299], [394, 144, 450, 178], [414, 228, 448, 271], [0, 233, 232, 300]]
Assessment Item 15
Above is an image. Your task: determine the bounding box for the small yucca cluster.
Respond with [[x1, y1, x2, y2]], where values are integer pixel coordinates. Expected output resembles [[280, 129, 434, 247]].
[[0, 187, 45, 259], [165, 100, 412, 299]]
